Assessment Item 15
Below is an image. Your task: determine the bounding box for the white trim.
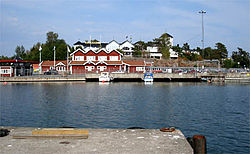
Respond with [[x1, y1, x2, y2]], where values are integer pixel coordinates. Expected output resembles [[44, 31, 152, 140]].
[[70, 48, 85, 56], [56, 62, 65, 66]]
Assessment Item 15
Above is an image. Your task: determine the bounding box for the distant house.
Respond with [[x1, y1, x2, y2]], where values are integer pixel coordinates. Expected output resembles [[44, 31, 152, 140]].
[[0, 60, 38, 77], [40, 61, 68, 74], [73, 39, 135, 57], [106, 40, 120, 52], [146, 47, 178, 59], [147, 47, 162, 59], [122, 61, 147, 73], [120, 40, 134, 56]]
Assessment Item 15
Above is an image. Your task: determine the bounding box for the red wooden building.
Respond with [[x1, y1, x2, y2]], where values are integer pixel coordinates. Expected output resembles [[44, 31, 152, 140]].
[[69, 48, 123, 74], [0, 60, 39, 77], [40, 61, 68, 74]]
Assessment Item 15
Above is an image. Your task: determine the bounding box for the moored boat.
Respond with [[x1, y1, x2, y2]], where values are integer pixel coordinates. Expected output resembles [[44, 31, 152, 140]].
[[143, 73, 153, 82], [99, 72, 112, 82]]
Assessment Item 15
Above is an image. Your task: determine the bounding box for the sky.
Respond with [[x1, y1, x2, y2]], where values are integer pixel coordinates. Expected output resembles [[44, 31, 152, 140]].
[[1, 0, 249, 57]]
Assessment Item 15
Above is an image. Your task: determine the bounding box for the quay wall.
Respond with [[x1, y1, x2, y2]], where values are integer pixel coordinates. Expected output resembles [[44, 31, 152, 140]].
[[1, 73, 249, 82], [0, 76, 86, 82]]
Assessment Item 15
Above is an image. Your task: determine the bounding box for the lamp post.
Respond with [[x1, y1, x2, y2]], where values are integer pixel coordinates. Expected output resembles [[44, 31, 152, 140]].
[[199, 10, 206, 57], [53, 46, 56, 70]]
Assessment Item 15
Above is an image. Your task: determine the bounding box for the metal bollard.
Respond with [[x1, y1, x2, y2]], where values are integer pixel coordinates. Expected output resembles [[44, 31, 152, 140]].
[[193, 135, 207, 154]]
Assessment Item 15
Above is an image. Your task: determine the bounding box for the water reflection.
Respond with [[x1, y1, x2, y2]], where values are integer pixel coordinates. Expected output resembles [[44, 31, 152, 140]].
[[0, 82, 249, 153]]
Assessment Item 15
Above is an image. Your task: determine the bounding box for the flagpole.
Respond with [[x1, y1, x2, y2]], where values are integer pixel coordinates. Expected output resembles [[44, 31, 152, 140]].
[[67, 46, 69, 74], [39, 46, 42, 74]]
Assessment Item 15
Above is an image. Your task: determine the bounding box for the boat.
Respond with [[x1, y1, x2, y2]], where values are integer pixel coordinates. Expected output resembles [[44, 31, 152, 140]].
[[99, 72, 112, 82], [143, 73, 153, 82]]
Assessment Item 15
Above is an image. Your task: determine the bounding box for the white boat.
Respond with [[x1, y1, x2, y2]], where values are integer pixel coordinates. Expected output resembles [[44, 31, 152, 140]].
[[99, 72, 112, 82], [144, 73, 153, 82]]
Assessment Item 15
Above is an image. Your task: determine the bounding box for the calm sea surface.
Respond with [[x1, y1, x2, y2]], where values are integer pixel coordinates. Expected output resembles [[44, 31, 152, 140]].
[[0, 82, 249, 153]]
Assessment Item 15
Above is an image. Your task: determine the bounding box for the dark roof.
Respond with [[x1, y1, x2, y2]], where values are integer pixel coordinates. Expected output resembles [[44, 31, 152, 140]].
[[74, 41, 82, 45], [0, 60, 39, 64], [120, 40, 131, 45], [108, 40, 120, 45], [74, 41, 108, 48], [166, 33, 173, 38]]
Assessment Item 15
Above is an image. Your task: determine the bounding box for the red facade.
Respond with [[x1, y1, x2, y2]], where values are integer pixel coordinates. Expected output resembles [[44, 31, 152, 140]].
[[69, 48, 148, 74]]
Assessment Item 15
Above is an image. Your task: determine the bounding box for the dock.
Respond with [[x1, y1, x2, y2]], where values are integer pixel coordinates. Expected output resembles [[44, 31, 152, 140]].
[[1, 73, 249, 82], [0, 127, 193, 154]]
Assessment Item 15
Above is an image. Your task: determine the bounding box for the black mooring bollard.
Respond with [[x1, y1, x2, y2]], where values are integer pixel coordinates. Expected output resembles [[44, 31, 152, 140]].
[[193, 135, 207, 154]]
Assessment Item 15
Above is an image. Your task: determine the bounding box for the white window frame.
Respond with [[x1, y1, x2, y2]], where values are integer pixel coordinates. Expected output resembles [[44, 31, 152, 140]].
[[87, 56, 96, 61], [109, 56, 118, 61], [136, 67, 145, 71], [98, 56, 107, 61], [75, 56, 84, 61], [1, 69, 11, 74], [85, 66, 95, 71], [97, 66, 107, 71]]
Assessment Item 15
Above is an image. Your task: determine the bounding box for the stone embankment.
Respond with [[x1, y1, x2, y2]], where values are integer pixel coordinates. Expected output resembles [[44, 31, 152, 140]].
[[0, 73, 249, 82]]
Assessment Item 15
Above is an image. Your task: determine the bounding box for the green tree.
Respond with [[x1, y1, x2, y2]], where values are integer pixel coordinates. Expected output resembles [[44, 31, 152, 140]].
[[232, 48, 250, 68], [223, 58, 235, 68], [153, 33, 171, 59], [24, 42, 42, 61], [215, 42, 228, 59], [46, 31, 58, 44]]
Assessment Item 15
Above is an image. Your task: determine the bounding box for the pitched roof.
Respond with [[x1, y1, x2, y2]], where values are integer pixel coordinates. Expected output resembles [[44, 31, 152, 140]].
[[123, 61, 145, 66], [104, 61, 122, 65], [74, 41, 82, 45], [41, 61, 67, 66]]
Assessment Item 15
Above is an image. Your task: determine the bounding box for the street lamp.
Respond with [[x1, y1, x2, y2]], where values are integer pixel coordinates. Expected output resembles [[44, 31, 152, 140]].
[[199, 10, 206, 50]]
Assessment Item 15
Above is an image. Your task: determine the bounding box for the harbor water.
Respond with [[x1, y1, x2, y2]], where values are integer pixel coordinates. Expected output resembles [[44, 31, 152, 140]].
[[0, 82, 249, 153]]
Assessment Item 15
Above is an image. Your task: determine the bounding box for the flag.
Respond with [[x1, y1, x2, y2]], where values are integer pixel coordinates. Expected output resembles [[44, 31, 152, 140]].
[[67, 46, 70, 53]]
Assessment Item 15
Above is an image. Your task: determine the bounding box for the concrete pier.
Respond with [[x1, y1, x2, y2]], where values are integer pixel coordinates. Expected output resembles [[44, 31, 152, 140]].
[[0, 127, 193, 154]]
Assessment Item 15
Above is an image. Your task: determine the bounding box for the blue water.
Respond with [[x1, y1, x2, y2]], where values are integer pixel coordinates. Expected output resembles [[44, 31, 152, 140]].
[[0, 82, 249, 153]]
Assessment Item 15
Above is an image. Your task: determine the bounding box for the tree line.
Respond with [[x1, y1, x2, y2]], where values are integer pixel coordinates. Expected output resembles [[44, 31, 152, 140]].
[[0, 32, 72, 62], [133, 33, 249, 68], [0, 32, 249, 68]]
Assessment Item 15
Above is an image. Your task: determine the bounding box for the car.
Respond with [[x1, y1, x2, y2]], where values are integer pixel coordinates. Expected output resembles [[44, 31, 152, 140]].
[[44, 69, 58, 75]]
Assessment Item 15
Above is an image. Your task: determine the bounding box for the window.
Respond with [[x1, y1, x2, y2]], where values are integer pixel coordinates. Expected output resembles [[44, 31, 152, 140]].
[[109, 56, 118, 61], [75, 56, 84, 61], [122, 47, 130, 50], [85, 66, 95, 71], [98, 56, 107, 61], [57, 67, 65, 71], [87, 56, 96, 61], [136, 67, 145, 71], [1, 69, 11, 74]]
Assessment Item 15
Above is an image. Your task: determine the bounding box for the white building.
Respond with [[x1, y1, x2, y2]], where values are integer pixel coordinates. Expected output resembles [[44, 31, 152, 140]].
[[120, 40, 134, 56], [74, 40, 134, 57], [146, 33, 178, 59], [147, 47, 162, 59]]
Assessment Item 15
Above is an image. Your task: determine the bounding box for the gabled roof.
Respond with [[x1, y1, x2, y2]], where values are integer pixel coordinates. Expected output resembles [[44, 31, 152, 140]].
[[74, 41, 82, 45], [41, 61, 67, 66], [70, 48, 123, 56], [70, 48, 85, 56], [108, 40, 120, 45]]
